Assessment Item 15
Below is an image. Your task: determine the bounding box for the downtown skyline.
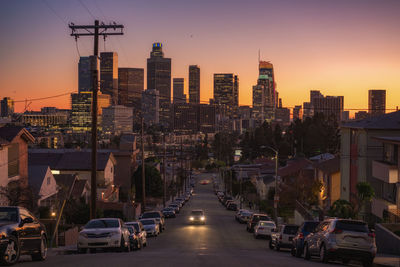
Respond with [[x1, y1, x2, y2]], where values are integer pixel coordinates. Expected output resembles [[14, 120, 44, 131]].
[[1, 0, 400, 114]]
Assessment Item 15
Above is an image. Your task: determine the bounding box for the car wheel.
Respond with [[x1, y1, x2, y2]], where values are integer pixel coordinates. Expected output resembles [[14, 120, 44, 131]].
[[291, 247, 296, 257], [303, 244, 311, 260], [77, 247, 87, 254], [269, 240, 274, 250], [295, 245, 302, 258], [254, 233, 259, 239], [362, 258, 373, 267], [89, 248, 96, 254], [31, 234, 47, 261], [342, 259, 350, 265], [0, 235, 20, 265], [319, 244, 328, 263], [275, 243, 280, 251]]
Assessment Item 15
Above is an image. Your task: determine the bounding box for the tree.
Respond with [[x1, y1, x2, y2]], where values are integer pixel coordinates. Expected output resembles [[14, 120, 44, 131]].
[[356, 182, 375, 219], [212, 131, 237, 165], [328, 199, 355, 219], [132, 164, 163, 201], [0, 180, 38, 212]]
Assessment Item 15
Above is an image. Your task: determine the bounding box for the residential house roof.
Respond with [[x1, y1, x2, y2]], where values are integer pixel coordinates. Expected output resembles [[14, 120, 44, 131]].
[[372, 136, 400, 145], [71, 179, 89, 199], [0, 125, 35, 143], [53, 174, 77, 200], [29, 149, 114, 171], [341, 111, 400, 130], [278, 158, 313, 177], [28, 165, 50, 195], [315, 157, 340, 175]]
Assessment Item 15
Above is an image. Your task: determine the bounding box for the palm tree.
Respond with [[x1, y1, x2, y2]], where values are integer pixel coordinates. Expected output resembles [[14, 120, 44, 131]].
[[356, 182, 375, 221]]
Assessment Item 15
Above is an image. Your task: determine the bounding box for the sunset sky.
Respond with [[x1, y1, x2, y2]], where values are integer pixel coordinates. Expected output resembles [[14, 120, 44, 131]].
[[1, 0, 399, 114]]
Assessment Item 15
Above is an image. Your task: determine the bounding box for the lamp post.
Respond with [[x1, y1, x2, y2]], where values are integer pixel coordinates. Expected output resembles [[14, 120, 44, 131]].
[[261, 146, 279, 225]]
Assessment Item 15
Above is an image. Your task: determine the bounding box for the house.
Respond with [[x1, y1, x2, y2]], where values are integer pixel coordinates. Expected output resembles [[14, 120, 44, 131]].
[[54, 174, 90, 203], [28, 165, 58, 207], [340, 111, 400, 220], [314, 156, 340, 211], [29, 149, 118, 202], [0, 125, 35, 205], [370, 136, 400, 222]]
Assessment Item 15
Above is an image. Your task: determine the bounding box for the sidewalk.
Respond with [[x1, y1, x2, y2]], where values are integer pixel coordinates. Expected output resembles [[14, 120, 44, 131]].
[[374, 254, 400, 267], [47, 245, 77, 256]]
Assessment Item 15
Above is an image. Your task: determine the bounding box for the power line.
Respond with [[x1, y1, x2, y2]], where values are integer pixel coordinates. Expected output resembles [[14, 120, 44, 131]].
[[13, 92, 75, 103], [42, 0, 68, 24], [77, 0, 96, 19]]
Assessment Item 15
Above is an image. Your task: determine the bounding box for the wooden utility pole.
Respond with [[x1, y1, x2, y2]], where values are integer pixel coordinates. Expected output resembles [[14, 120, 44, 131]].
[[162, 133, 167, 207], [141, 117, 146, 212], [69, 20, 124, 219]]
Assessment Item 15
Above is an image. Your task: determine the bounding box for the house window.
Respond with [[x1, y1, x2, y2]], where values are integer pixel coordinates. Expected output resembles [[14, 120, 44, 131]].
[[383, 182, 397, 204], [8, 143, 19, 178], [383, 144, 398, 165]]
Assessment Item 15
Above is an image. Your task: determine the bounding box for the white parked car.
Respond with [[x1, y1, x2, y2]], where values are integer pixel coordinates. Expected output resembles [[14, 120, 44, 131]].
[[140, 219, 160, 237], [77, 218, 131, 253], [254, 220, 276, 239]]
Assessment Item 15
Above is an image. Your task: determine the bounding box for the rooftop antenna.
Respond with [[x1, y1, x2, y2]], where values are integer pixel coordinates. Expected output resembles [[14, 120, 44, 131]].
[[258, 49, 260, 63]]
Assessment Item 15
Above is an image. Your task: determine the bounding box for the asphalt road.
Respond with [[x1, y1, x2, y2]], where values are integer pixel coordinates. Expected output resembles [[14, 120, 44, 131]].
[[18, 173, 359, 267]]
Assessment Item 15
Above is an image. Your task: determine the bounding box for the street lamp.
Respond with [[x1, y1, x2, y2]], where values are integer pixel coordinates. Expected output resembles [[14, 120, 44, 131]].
[[261, 146, 279, 225]]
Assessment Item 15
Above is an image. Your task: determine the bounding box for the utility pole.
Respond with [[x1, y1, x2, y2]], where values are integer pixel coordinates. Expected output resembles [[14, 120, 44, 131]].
[[163, 133, 167, 207], [239, 167, 243, 209], [69, 20, 124, 220], [172, 148, 175, 201], [141, 117, 146, 213]]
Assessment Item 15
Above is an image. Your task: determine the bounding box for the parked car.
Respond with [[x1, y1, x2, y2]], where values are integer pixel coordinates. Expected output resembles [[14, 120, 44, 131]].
[[168, 204, 180, 214], [254, 221, 276, 239], [222, 196, 233, 205], [139, 219, 160, 237], [125, 222, 147, 248], [225, 200, 235, 207], [235, 210, 252, 224], [227, 202, 238, 211], [303, 219, 376, 266], [77, 218, 130, 253], [291, 221, 320, 257], [126, 226, 141, 250], [188, 210, 206, 225], [269, 224, 299, 251], [0, 206, 47, 265], [246, 213, 271, 232], [161, 208, 176, 218], [140, 211, 165, 232], [175, 197, 186, 205], [172, 200, 183, 208]]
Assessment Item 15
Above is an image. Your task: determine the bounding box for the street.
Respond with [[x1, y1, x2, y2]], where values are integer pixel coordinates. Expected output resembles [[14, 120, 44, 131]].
[[19, 173, 356, 267]]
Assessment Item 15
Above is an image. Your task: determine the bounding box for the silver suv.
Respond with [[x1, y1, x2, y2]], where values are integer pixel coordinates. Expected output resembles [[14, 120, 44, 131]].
[[303, 219, 376, 266], [269, 224, 299, 251]]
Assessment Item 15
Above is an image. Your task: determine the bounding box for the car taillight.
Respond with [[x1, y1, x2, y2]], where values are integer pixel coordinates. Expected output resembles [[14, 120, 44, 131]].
[[368, 232, 375, 238], [298, 233, 304, 239], [330, 228, 343, 234]]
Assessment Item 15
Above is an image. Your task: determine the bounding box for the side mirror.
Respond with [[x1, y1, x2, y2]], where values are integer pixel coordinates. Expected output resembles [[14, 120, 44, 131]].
[[21, 217, 33, 225]]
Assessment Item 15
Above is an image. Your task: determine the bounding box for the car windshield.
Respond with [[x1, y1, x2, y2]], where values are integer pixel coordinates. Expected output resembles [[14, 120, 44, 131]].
[[85, 219, 119, 229], [0, 207, 18, 222], [335, 220, 368, 233], [255, 215, 270, 221], [169, 204, 178, 207], [127, 226, 134, 234], [303, 222, 319, 232], [260, 222, 275, 227], [140, 219, 155, 225], [191, 211, 203, 216], [126, 223, 140, 232], [284, 225, 299, 234], [142, 212, 160, 218]]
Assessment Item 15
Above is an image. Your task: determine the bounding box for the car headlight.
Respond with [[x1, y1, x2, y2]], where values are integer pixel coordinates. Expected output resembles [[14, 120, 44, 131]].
[[109, 231, 120, 236], [189, 217, 194, 221], [79, 232, 88, 238], [200, 216, 205, 221]]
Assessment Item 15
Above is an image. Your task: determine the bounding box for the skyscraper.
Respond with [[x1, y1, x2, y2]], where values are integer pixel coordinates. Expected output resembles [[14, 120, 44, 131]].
[[368, 89, 386, 116], [252, 61, 276, 122], [147, 43, 172, 128], [78, 56, 98, 93], [313, 95, 344, 121], [213, 73, 239, 119], [1, 97, 14, 118], [293, 105, 302, 120], [189, 65, 200, 104], [118, 68, 144, 122], [173, 78, 186, 103], [100, 52, 118, 105], [142, 89, 159, 126]]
